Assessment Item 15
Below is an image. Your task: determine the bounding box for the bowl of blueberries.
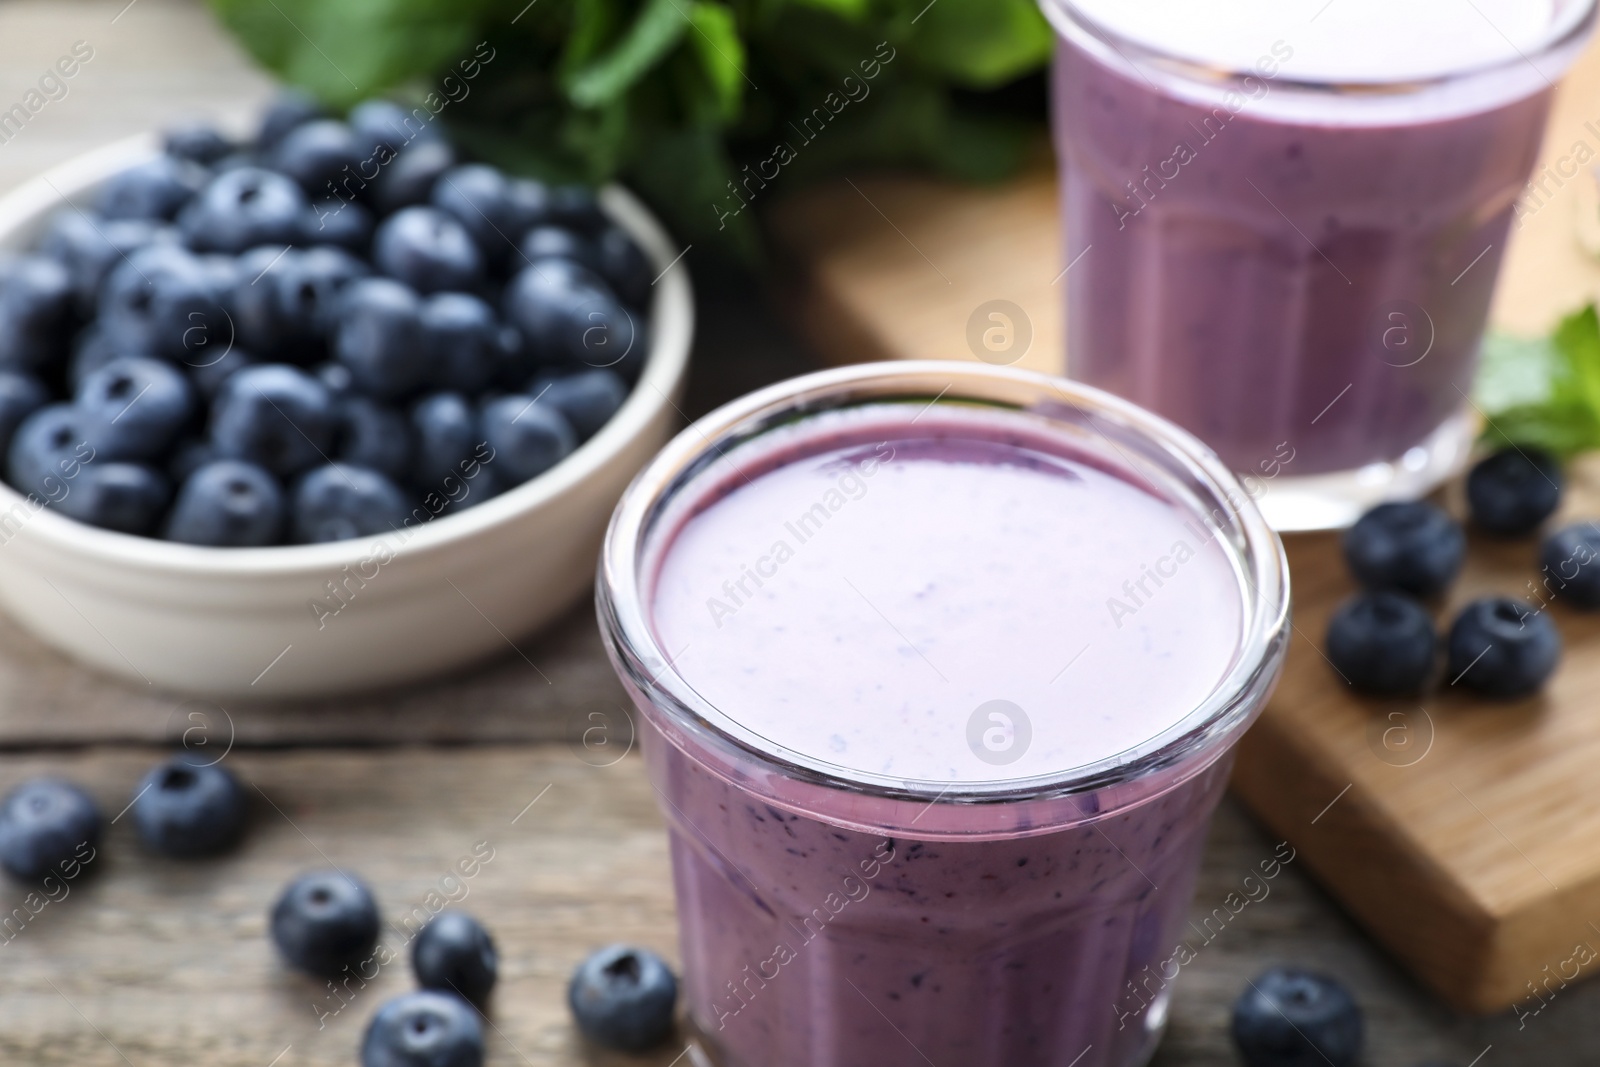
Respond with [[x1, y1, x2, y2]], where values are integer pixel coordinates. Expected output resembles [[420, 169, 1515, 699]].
[[0, 91, 692, 698]]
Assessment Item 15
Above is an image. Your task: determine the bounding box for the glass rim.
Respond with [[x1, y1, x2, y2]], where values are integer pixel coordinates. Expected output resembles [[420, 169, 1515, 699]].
[[596, 362, 1291, 809], [1039, 0, 1597, 96]]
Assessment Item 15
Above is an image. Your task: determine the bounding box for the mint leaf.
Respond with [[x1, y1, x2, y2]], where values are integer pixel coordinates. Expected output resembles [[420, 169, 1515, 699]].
[[686, 2, 746, 119], [566, 0, 689, 108], [1476, 306, 1600, 457]]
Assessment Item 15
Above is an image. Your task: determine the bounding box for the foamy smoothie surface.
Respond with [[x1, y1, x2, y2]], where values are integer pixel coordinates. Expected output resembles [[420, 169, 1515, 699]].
[[648, 406, 1246, 786], [1064, 0, 1592, 82]]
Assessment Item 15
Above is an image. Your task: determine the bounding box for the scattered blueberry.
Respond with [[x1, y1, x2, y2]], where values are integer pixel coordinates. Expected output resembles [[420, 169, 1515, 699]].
[[270, 869, 381, 978], [568, 944, 678, 1052], [335, 277, 428, 399], [162, 121, 234, 165], [165, 459, 284, 546], [77, 357, 196, 461], [336, 397, 411, 482], [1234, 968, 1362, 1067], [361, 991, 484, 1067], [1324, 592, 1436, 695], [131, 758, 247, 857], [1541, 522, 1600, 609], [0, 778, 101, 882], [1447, 597, 1561, 699], [210, 364, 336, 477], [412, 910, 498, 1005], [1466, 447, 1563, 537], [532, 369, 627, 442], [97, 155, 207, 221], [1342, 501, 1464, 599], [180, 167, 307, 254], [291, 463, 409, 542], [481, 395, 574, 483]]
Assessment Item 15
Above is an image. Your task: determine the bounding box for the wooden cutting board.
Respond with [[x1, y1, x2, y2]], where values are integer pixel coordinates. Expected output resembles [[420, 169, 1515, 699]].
[[766, 31, 1600, 1017]]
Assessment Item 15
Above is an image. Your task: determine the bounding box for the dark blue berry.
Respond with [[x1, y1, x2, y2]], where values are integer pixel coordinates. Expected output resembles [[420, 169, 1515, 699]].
[[596, 225, 651, 308], [518, 227, 599, 273], [547, 184, 607, 235], [568, 944, 678, 1052], [0, 778, 102, 882], [481, 395, 574, 484], [256, 89, 326, 153], [228, 245, 299, 356], [166, 438, 214, 484], [77, 357, 196, 461], [372, 207, 483, 295], [336, 397, 411, 482], [1324, 592, 1436, 695], [422, 292, 501, 393], [301, 199, 373, 254], [1466, 447, 1562, 537], [430, 164, 528, 264], [361, 991, 484, 1067], [1232, 968, 1362, 1067], [0, 371, 49, 454], [291, 463, 408, 543], [69, 326, 155, 393], [503, 267, 638, 374], [186, 346, 256, 399], [273, 245, 370, 358], [7, 404, 103, 500], [334, 278, 428, 399], [1541, 522, 1600, 609], [163, 122, 234, 165], [97, 244, 227, 360], [131, 758, 247, 856], [210, 364, 336, 477], [268, 119, 366, 199], [97, 155, 207, 221], [314, 361, 354, 398], [0, 255, 73, 371], [165, 459, 284, 546], [412, 911, 498, 1005], [531, 369, 627, 442], [1447, 597, 1561, 699], [40, 211, 170, 316], [372, 139, 456, 215], [54, 462, 170, 534], [180, 168, 307, 253], [409, 392, 477, 490], [270, 869, 380, 978], [348, 99, 440, 161]]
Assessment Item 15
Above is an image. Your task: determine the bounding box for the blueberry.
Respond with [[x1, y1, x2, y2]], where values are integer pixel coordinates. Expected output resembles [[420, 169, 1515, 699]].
[[291, 463, 408, 543], [7, 404, 103, 500], [187, 346, 256, 399], [596, 226, 651, 308], [167, 438, 214, 484], [1232, 968, 1362, 1067], [228, 245, 299, 355], [372, 139, 456, 215], [69, 326, 156, 393], [1541, 523, 1600, 609], [54, 463, 170, 534], [410, 392, 478, 490], [273, 245, 370, 358], [314, 360, 354, 398], [348, 99, 440, 161], [412, 911, 498, 1005], [97, 155, 208, 221], [1447, 597, 1561, 699], [336, 397, 412, 482], [40, 210, 171, 316], [372, 207, 484, 295], [77, 357, 197, 460], [547, 184, 608, 235], [166, 459, 284, 546], [163, 121, 234, 165], [268, 119, 366, 199], [301, 199, 373, 254], [180, 167, 307, 253], [131, 758, 247, 856], [518, 226, 599, 273], [1466, 447, 1562, 537], [422, 292, 501, 393], [334, 278, 428, 399], [256, 89, 326, 154], [503, 267, 639, 375], [210, 364, 336, 477], [0, 255, 73, 371], [481, 395, 574, 484], [430, 164, 526, 263], [1324, 592, 1436, 695], [531, 369, 627, 442], [568, 944, 678, 1052], [0, 371, 48, 454], [0, 778, 102, 882], [361, 991, 484, 1067], [270, 869, 380, 978], [97, 244, 227, 360]]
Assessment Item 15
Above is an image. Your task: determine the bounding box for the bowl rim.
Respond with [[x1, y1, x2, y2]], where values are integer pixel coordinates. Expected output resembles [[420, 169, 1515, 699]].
[[0, 134, 693, 577]]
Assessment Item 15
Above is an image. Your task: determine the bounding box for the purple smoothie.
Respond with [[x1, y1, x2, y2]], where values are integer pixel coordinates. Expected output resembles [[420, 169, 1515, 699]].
[[600, 369, 1288, 1067], [1045, 0, 1592, 479]]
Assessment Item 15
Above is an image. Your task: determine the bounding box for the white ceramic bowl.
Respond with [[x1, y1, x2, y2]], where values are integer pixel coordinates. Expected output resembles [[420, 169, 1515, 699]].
[[0, 135, 692, 697]]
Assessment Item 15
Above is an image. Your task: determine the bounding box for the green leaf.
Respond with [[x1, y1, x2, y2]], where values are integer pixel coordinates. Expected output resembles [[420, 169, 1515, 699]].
[[905, 0, 1053, 88], [686, 1, 746, 118], [1476, 308, 1600, 457], [566, 0, 691, 108], [789, 0, 871, 19]]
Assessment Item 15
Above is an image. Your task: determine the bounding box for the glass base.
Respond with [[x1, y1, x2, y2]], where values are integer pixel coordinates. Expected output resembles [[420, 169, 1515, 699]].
[[1250, 409, 1474, 533]]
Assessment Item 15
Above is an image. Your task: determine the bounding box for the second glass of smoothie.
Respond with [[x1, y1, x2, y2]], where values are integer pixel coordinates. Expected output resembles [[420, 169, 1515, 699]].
[[598, 363, 1289, 1067], [1043, 0, 1596, 530]]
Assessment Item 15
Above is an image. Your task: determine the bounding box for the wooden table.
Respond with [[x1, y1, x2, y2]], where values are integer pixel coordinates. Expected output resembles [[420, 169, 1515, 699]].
[[2, 2, 1597, 1064]]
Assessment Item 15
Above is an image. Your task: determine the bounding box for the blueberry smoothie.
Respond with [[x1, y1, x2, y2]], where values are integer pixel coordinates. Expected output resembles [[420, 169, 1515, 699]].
[[599, 364, 1288, 1067], [1044, 0, 1594, 492]]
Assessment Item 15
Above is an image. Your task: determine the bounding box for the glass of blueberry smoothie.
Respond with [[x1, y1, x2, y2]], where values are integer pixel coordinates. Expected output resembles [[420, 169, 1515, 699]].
[[598, 363, 1289, 1067], [1042, 0, 1596, 531]]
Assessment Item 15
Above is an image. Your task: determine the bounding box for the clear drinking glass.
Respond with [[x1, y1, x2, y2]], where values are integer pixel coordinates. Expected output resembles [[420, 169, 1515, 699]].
[[597, 362, 1289, 1067], [1041, 0, 1596, 531]]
